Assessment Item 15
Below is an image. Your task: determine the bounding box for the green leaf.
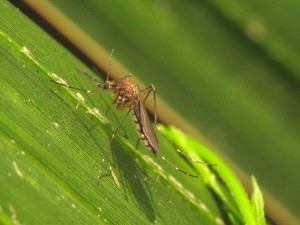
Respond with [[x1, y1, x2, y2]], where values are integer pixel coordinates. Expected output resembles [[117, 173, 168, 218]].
[[43, 6, 300, 223], [44, 1, 300, 223], [3, 0, 299, 224], [0, 1, 224, 224], [159, 125, 258, 225], [251, 176, 267, 225]]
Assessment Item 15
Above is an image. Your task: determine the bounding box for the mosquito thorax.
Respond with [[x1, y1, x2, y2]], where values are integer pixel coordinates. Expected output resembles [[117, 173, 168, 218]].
[[111, 80, 140, 110]]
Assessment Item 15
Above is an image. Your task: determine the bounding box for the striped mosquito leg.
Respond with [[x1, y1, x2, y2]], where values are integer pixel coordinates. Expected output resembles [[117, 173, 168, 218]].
[[161, 156, 198, 178], [97, 109, 132, 182], [141, 84, 158, 126], [175, 148, 217, 166], [157, 127, 216, 167], [141, 84, 215, 167], [51, 80, 103, 93]]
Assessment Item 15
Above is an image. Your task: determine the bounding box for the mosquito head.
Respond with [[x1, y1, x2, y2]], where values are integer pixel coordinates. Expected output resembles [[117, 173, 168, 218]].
[[103, 81, 111, 90]]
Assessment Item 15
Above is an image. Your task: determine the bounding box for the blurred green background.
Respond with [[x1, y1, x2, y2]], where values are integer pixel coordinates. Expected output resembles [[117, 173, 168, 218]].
[[5, 0, 300, 224]]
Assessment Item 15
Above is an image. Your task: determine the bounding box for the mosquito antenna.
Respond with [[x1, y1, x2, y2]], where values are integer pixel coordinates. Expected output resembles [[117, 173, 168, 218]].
[[106, 49, 115, 82]]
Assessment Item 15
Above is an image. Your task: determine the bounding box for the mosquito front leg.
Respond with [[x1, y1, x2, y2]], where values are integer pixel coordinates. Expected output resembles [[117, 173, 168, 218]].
[[52, 80, 104, 93]]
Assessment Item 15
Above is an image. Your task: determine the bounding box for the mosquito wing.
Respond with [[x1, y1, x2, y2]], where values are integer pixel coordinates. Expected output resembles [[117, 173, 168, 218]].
[[133, 100, 159, 156]]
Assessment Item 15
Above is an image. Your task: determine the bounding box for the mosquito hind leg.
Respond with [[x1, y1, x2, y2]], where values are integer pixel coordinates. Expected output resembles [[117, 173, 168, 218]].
[[140, 84, 158, 126], [141, 84, 216, 167], [157, 126, 216, 167], [161, 156, 198, 178], [140, 84, 209, 176]]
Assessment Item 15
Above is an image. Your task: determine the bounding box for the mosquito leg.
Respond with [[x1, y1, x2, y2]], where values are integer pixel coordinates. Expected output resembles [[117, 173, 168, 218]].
[[140, 84, 157, 126], [142, 84, 216, 167], [140, 85, 208, 174], [97, 109, 132, 182], [140, 84, 154, 101], [141, 84, 158, 126], [161, 155, 198, 178], [52, 80, 103, 93], [158, 127, 216, 166], [157, 127, 216, 167], [151, 85, 158, 127], [177, 149, 217, 166]]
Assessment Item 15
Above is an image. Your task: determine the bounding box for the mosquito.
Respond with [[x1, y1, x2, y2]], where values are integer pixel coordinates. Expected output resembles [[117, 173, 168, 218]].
[[52, 53, 215, 184]]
